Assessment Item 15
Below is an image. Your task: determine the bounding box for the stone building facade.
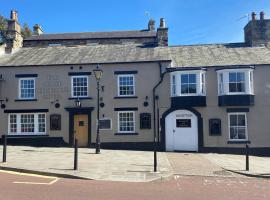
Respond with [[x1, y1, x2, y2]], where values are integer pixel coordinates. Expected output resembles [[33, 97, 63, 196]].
[[1, 10, 270, 155]]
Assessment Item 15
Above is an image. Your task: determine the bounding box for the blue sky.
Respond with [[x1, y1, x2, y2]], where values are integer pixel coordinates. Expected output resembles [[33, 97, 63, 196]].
[[1, 0, 270, 45]]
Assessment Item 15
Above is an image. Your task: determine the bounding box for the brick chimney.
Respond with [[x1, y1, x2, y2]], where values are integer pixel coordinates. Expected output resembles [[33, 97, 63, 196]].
[[156, 18, 168, 46], [5, 10, 23, 53], [148, 19, 155, 31], [244, 11, 270, 46], [33, 24, 43, 35]]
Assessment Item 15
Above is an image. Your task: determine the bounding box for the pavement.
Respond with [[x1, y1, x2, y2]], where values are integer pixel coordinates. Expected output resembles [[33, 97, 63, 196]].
[[0, 146, 270, 182]]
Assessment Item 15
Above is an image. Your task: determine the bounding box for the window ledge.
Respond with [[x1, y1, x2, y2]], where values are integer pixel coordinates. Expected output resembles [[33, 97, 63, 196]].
[[15, 99, 37, 102], [68, 97, 93, 100], [114, 96, 138, 99], [228, 140, 251, 144], [114, 132, 138, 135], [6, 134, 49, 138]]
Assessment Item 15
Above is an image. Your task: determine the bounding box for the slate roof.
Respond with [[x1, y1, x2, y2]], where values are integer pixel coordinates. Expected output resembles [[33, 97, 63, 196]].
[[24, 30, 157, 41], [1, 43, 270, 67]]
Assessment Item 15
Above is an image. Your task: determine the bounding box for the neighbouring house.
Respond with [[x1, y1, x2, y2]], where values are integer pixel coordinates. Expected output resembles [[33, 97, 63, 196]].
[[0, 10, 270, 155]]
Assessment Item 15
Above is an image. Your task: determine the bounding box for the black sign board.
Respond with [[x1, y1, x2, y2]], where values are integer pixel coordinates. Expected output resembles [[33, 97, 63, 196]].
[[176, 119, 191, 128]]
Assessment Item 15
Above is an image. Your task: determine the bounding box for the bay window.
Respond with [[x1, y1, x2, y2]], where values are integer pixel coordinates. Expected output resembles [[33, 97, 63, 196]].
[[170, 70, 206, 97], [8, 113, 46, 135], [217, 68, 254, 95]]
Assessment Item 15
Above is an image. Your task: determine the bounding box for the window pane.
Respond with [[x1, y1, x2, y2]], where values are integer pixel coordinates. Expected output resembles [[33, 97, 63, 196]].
[[237, 72, 245, 82], [181, 84, 188, 94], [230, 127, 237, 139], [237, 82, 245, 92], [181, 74, 188, 84], [229, 83, 237, 92], [238, 128, 246, 139], [229, 73, 237, 82], [189, 74, 196, 83], [189, 84, 197, 93], [230, 115, 237, 126], [237, 115, 246, 126]]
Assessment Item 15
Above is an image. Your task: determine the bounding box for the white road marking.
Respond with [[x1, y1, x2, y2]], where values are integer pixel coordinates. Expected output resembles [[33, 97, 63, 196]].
[[13, 178, 59, 185]]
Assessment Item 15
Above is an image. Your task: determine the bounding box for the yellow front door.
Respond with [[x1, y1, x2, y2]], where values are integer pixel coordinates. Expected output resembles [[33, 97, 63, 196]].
[[74, 115, 88, 147]]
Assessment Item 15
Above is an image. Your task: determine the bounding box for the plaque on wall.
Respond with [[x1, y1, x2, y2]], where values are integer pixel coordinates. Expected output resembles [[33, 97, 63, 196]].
[[50, 114, 61, 130], [176, 119, 191, 128], [209, 118, 221, 135]]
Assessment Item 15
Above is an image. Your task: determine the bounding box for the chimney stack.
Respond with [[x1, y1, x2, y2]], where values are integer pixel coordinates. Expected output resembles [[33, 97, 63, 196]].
[[148, 19, 155, 31], [251, 12, 256, 21], [33, 24, 43, 35], [260, 11, 265, 20], [156, 18, 168, 46], [244, 12, 270, 46], [5, 10, 23, 54]]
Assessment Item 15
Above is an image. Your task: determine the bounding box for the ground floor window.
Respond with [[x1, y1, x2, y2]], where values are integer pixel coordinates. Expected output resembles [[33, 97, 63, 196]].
[[228, 113, 247, 140], [8, 113, 46, 135], [118, 111, 135, 133]]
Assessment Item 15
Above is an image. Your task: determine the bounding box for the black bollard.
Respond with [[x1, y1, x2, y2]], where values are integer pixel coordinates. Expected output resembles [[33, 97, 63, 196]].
[[154, 138, 157, 172], [246, 144, 249, 171], [74, 139, 78, 170], [2, 135, 7, 163]]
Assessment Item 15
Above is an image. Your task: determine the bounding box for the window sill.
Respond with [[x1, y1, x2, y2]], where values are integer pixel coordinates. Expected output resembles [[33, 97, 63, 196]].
[[228, 140, 251, 144], [68, 97, 93, 100], [114, 96, 138, 99], [6, 134, 48, 138], [15, 99, 37, 102], [114, 132, 138, 135]]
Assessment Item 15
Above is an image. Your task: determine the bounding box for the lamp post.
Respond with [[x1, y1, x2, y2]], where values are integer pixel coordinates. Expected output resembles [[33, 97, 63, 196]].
[[93, 64, 103, 154], [74, 98, 80, 170]]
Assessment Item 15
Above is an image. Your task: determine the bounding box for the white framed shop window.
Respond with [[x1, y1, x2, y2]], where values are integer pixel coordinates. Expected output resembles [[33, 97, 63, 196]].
[[8, 113, 46, 135], [228, 113, 248, 141], [170, 70, 206, 97], [217, 68, 254, 95]]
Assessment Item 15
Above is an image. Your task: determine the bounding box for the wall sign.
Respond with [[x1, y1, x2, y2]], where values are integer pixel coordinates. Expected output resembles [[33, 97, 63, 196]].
[[176, 119, 191, 128]]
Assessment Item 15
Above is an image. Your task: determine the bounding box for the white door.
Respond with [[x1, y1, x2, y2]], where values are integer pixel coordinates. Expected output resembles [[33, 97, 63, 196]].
[[165, 110, 198, 151]]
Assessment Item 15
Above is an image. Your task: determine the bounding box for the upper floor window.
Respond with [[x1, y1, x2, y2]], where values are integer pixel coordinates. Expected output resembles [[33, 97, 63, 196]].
[[217, 68, 254, 95], [19, 78, 35, 99], [71, 76, 88, 97], [170, 70, 206, 97], [118, 75, 135, 96]]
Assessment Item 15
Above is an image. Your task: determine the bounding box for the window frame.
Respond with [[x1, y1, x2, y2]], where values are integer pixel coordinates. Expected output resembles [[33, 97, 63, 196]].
[[217, 68, 254, 96], [117, 111, 135, 133], [99, 118, 112, 130], [170, 70, 206, 97], [18, 78, 36, 100], [117, 74, 135, 97], [228, 112, 248, 141], [71, 75, 89, 98], [8, 113, 46, 135]]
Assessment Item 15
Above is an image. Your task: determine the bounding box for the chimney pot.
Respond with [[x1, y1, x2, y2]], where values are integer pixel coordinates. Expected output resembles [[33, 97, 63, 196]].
[[160, 18, 166, 28], [10, 10, 18, 21], [33, 24, 43, 35], [260, 11, 265, 20], [148, 19, 155, 31], [251, 12, 256, 21]]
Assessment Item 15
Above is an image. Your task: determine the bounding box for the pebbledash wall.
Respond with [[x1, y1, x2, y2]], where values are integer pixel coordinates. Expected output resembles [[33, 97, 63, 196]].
[[1, 10, 270, 155]]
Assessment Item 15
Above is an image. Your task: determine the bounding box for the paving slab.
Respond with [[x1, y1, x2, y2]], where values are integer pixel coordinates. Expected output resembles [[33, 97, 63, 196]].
[[166, 152, 240, 177], [203, 153, 270, 178], [0, 146, 173, 182]]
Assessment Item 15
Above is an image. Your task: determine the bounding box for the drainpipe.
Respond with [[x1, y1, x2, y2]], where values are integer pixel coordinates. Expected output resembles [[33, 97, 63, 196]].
[[152, 62, 168, 172]]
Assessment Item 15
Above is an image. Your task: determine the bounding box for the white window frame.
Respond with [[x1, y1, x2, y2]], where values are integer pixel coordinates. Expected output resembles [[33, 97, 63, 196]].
[[117, 111, 135, 133], [170, 70, 206, 97], [18, 78, 36, 99], [71, 76, 89, 98], [228, 112, 248, 141], [117, 74, 135, 97], [8, 113, 46, 135], [217, 68, 254, 96]]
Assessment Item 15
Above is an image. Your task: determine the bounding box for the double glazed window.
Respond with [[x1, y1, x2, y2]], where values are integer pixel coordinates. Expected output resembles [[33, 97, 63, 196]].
[[8, 113, 46, 135], [229, 72, 245, 93], [118, 75, 135, 96], [71, 76, 88, 97], [170, 70, 206, 96], [217, 69, 254, 95], [228, 113, 247, 140], [19, 78, 35, 99], [181, 74, 197, 94], [118, 111, 135, 133]]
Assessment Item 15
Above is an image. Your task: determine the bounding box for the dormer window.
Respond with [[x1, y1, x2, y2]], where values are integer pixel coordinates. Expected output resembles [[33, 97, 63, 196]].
[[170, 70, 206, 97], [217, 68, 254, 95]]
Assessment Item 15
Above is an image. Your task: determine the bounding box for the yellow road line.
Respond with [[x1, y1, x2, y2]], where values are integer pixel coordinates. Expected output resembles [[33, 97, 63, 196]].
[[0, 169, 57, 179], [13, 178, 59, 185]]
